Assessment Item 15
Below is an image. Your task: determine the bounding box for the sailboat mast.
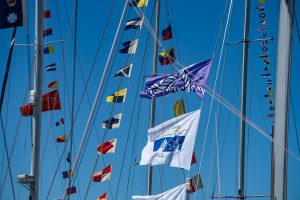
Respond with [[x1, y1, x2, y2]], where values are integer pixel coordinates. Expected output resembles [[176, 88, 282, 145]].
[[147, 0, 160, 195], [30, 0, 44, 199], [238, 0, 250, 198], [272, 0, 294, 199]]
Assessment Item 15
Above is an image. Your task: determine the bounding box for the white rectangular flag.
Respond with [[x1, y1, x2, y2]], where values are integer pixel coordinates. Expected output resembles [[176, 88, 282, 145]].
[[132, 183, 186, 200], [140, 109, 201, 170]]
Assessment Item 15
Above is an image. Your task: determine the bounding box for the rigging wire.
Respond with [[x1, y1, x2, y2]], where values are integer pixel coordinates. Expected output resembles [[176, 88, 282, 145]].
[[0, 27, 17, 200], [290, 89, 300, 155]]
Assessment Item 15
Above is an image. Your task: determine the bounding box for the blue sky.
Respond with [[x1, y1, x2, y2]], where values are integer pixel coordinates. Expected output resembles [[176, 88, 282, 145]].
[[0, 0, 300, 199]]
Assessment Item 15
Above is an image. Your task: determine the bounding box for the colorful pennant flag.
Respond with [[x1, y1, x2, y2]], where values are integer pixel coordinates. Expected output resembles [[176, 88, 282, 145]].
[[62, 170, 72, 179], [97, 192, 107, 200], [43, 28, 53, 37], [264, 66, 270, 71], [45, 63, 56, 72], [159, 48, 176, 65], [48, 81, 59, 89], [125, 16, 143, 30], [191, 151, 197, 165], [267, 86, 272, 90], [162, 25, 172, 41], [92, 165, 112, 182], [258, 0, 264, 4], [140, 59, 212, 99], [102, 113, 122, 129], [255, 7, 264, 11], [43, 46, 55, 54], [264, 60, 270, 65], [129, 0, 148, 7], [261, 73, 271, 78], [269, 106, 275, 111], [256, 27, 266, 33], [267, 113, 274, 118], [186, 174, 203, 193], [66, 186, 77, 195], [20, 90, 61, 116], [173, 99, 186, 117], [55, 118, 64, 126], [260, 40, 268, 46], [106, 88, 127, 103], [97, 138, 117, 155], [0, 0, 27, 29], [119, 39, 138, 54], [112, 64, 132, 77], [260, 20, 266, 25], [259, 53, 269, 58], [263, 93, 273, 98], [266, 80, 272, 84], [56, 135, 67, 143], [44, 10, 51, 18]]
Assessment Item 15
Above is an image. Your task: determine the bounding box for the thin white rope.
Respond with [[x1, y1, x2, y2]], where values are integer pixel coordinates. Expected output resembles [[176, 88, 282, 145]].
[[215, 113, 221, 196], [199, 0, 234, 170]]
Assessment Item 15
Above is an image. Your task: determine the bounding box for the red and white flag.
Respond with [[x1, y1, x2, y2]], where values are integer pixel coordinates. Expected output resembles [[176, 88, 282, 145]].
[[97, 139, 117, 155], [92, 165, 112, 182], [186, 174, 203, 193]]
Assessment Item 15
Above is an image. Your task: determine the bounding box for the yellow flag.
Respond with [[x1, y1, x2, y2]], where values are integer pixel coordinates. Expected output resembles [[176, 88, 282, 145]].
[[258, 0, 264, 4], [106, 88, 127, 103], [173, 99, 186, 117], [137, 0, 148, 7]]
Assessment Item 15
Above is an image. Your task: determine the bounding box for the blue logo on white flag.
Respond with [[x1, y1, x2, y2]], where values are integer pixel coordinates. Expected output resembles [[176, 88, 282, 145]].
[[153, 136, 185, 152]]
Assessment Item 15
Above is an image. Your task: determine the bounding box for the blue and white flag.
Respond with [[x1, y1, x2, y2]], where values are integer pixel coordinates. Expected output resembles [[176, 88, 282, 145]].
[[140, 59, 212, 99], [0, 0, 27, 29], [132, 183, 186, 200], [140, 109, 201, 170]]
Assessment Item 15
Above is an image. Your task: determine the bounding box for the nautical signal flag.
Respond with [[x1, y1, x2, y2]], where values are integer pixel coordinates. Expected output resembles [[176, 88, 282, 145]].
[[106, 88, 127, 103], [43, 46, 55, 54], [129, 0, 148, 7], [0, 0, 27, 29], [55, 118, 64, 126], [44, 10, 51, 18], [258, 0, 264, 4], [264, 60, 270, 65], [260, 20, 266, 25], [56, 135, 67, 143], [20, 90, 61, 116], [125, 16, 143, 30], [102, 113, 122, 129], [112, 64, 132, 78], [266, 80, 272, 84], [43, 28, 53, 37], [259, 53, 269, 58], [267, 86, 272, 90], [264, 66, 270, 71], [186, 174, 203, 193], [45, 63, 56, 72], [119, 39, 138, 54], [256, 27, 266, 33], [66, 186, 77, 195], [255, 6, 264, 11], [263, 93, 273, 98], [48, 81, 59, 89], [62, 169, 72, 179], [97, 192, 107, 200], [97, 138, 117, 155], [173, 99, 185, 117], [92, 165, 112, 182], [261, 73, 271, 78], [159, 48, 176, 65], [162, 25, 172, 41], [267, 113, 274, 118]]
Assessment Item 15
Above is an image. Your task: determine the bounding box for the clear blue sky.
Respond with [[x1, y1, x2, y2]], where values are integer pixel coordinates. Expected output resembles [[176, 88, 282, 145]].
[[0, 0, 300, 199]]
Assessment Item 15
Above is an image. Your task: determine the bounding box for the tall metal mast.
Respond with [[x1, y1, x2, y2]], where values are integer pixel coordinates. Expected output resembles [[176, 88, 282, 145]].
[[272, 0, 294, 199], [238, 0, 250, 198], [147, 0, 160, 195], [30, 0, 44, 199]]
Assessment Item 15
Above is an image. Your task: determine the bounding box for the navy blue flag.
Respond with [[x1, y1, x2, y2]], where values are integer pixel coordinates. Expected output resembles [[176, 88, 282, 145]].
[[0, 0, 27, 29], [140, 59, 212, 99]]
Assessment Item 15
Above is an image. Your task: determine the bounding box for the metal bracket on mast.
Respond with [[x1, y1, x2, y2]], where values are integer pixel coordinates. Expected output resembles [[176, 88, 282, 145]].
[[227, 37, 273, 45]]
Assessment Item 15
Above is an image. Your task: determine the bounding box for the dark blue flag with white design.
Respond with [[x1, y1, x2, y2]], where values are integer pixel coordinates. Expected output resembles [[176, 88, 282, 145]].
[[112, 64, 132, 77], [140, 59, 212, 99], [0, 0, 27, 29], [45, 63, 56, 72], [125, 16, 143, 30], [119, 39, 138, 54], [102, 113, 122, 129]]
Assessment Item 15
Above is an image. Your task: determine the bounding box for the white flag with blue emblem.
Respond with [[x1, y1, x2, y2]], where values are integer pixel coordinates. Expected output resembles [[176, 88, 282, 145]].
[[132, 183, 186, 200], [140, 109, 201, 170]]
